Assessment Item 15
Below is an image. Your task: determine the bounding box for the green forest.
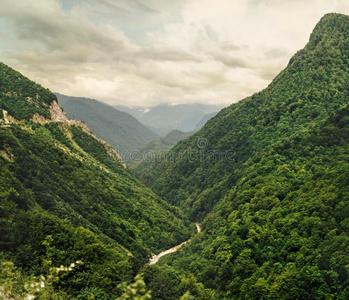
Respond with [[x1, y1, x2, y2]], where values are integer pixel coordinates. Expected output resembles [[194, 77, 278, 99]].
[[0, 61, 202, 298], [131, 129, 192, 176], [1, 12, 349, 300], [141, 13, 349, 299]]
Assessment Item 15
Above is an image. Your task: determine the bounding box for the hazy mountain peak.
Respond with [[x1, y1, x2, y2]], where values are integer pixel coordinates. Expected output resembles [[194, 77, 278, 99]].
[[55, 93, 160, 164]]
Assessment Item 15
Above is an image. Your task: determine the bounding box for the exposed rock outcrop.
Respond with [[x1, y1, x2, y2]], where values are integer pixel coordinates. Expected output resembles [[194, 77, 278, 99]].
[[31, 113, 46, 123], [50, 100, 68, 122]]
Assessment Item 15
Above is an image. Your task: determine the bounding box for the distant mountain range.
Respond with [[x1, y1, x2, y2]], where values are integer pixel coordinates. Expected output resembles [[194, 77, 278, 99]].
[[194, 112, 218, 131], [116, 103, 222, 136], [55, 93, 160, 164]]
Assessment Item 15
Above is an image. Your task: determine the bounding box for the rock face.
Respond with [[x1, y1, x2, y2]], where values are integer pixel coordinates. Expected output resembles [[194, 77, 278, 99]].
[[50, 100, 68, 122], [31, 113, 46, 123]]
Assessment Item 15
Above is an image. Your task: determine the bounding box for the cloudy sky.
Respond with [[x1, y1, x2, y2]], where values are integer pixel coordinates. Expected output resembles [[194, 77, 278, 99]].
[[0, 0, 348, 107]]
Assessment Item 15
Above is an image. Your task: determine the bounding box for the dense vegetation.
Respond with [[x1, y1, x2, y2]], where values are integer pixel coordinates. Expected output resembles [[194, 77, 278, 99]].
[[0, 62, 54, 120], [159, 105, 349, 298], [138, 13, 349, 298], [145, 13, 349, 219], [56, 93, 160, 165], [2, 12, 349, 300], [1, 123, 194, 257], [131, 130, 192, 176], [0, 65, 196, 298]]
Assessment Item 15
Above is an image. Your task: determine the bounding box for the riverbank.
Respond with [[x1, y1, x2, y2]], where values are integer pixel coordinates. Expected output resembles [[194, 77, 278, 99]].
[[148, 223, 201, 265]]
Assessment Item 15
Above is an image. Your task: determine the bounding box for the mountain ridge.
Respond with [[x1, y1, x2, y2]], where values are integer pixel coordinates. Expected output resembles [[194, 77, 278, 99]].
[[139, 12, 349, 298], [116, 103, 223, 136], [55, 93, 160, 164], [2, 12, 349, 299], [0, 62, 195, 298], [144, 12, 349, 216]]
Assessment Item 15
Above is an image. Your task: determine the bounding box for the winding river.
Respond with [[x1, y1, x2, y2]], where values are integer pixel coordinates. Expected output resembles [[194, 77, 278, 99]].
[[148, 223, 201, 265]]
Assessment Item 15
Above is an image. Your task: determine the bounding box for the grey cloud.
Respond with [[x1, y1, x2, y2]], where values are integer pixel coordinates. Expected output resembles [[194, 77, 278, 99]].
[[2, 0, 348, 108], [146, 68, 231, 92], [256, 64, 285, 80], [257, 68, 280, 81], [5, 50, 87, 78], [220, 42, 241, 51], [264, 48, 289, 59], [208, 51, 248, 68], [204, 25, 219, 40], [0, 2, 130, 55], [129, 0, 162, 14], [97, 0, 129, 13], [139, 48, 202, 63], [190, 72, 231, 91]]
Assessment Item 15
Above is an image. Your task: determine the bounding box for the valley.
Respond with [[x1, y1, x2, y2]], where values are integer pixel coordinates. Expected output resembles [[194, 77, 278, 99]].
[[0, 11, 349, 300], [148, 223, 201, 265]]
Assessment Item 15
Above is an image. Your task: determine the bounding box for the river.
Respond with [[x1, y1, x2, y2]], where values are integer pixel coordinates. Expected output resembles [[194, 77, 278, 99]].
[[148, 223, 201, 265]]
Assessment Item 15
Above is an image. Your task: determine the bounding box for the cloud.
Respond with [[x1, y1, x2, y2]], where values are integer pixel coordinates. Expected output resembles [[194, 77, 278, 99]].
[[0, 0, 133, 53], [97, 0, 128, 13], [129, 0, 162, 14], [0, 0, 349, 107], [139, 48, 202, 63]]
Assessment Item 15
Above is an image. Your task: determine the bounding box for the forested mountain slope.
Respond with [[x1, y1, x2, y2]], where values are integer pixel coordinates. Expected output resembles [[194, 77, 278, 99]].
[[159, 103, 349, 299], [0, 62, 194, 298], [144, 13, 349, 221], [55, 93, 160, 165], [130, 129, 192, 176], [135, 12, 349, 298], [194, 112, 219, 131]]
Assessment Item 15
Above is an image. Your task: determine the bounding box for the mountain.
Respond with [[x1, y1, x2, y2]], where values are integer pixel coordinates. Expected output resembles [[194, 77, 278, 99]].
[[130, 129, 193, 176], [0, 62, 195, 298], [3, 12, 349, 300], [116, 103, 223, 136], [194, 111, 218, 131], [139, 13, 349, 298], [55, 93, 160, 164]]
